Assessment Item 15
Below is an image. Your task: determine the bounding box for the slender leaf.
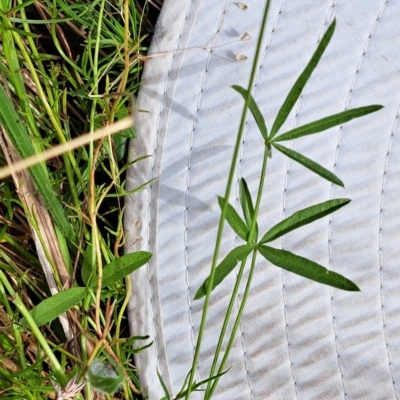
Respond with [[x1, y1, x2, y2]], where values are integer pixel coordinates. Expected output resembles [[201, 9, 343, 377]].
[[0, 84, 74, 241], [272, 143, 344, 187], [270, 19, 336, 138], [272, 105, 383, 142], [259, 198, 350, 243], [19, 287, 87, 328], [157, 369, 171, 400], [6, 16, 73, 24], [176, 369, 230, 398], [92, 251, 152, 288], [232, 85, 268, 140], [217, 196, 249, 241], [239, 178, 258, 240], [194, 245, 254, 299], [258, 245, 360, 291]]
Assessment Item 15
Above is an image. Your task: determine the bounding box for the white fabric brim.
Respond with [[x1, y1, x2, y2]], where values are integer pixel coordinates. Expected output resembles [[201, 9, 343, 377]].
[[124, 1, 400, 399]]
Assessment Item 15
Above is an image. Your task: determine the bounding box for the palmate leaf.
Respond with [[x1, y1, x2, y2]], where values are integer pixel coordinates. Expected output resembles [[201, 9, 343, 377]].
[[194, 244, 254, 299], [270, 19, 336, 139], [272, 105, 383, 142], [258, 245, 359, 291], [259, 198, 350, 243], [232, 85, 268, 140], [239, 178, 258, 240], [271, 143, 344, 187], [217, 196, 249, 241]]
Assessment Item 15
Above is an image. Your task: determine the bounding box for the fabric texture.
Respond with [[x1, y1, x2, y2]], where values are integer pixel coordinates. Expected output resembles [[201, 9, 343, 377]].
[[124, 1, 400, 398]]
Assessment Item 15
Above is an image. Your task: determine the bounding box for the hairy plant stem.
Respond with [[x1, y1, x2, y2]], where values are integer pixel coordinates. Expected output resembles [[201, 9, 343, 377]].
[[185, 1, 272, 398]]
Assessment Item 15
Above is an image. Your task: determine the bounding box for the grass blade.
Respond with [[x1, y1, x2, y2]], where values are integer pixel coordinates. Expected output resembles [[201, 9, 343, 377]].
[[272, 105, 383, 142], [0, 84, 74, 241], [272, 143, 344, 186], [19, 287, 87, 328], [232, 85, 268, 140], [258, 245, 360, 291], [157, 369, 171, 400], [270, 19, 336, 139], [217, 196, 249, 241], [259, 198, 350, 243], [194, 244, 254, 299], [93, 251, 152, 289]]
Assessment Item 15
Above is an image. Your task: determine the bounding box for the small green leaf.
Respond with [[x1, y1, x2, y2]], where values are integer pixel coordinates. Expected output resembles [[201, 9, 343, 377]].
[[20, 287, 87, 328], [217, 196, 249, 241], [270, 19, 336, 138], [272, 105, 383, 142], [259, 198, 350, 243], [258, 245, 360, 291], [271, 143, 344, 187], [232, 85, 268, 140], [86, 359, 123, 395], [194, 244, 254, 299], [0, 332, 15, 354], [239, 178, 258, 240], [92, 251, 152, 289]]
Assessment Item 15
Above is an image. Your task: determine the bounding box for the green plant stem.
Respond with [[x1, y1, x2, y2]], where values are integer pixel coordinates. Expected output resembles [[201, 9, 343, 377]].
[[2, 233, 41, 267], [89, 0, 106, 337], [0, 278, 27, 369], [0, 270, 68, 386], [185, 1, 272, 398], [109, 0, 130, 120], [207, 148, 269, 398], [10, 29, 85, 193]]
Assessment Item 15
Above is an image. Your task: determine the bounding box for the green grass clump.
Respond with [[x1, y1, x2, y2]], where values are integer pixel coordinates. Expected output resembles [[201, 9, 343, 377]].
[[0, 0, 160, 398]]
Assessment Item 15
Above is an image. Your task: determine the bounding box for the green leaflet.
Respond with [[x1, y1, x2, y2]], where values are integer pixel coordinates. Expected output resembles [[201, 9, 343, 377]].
[[232, 85, 268, 140], [194, 245, 254, 299], [258, 245, 359, 291], [271, 143, 344, 187], [272, 105, 383, 142], [217, 196, 249, 241], [239, 178, 258, 241], [270, 19, 336, 138], [259, 198, 350, 243]]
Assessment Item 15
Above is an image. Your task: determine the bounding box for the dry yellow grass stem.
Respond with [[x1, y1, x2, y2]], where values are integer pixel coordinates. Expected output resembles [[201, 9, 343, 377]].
[[0, 116, 134, 180]]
